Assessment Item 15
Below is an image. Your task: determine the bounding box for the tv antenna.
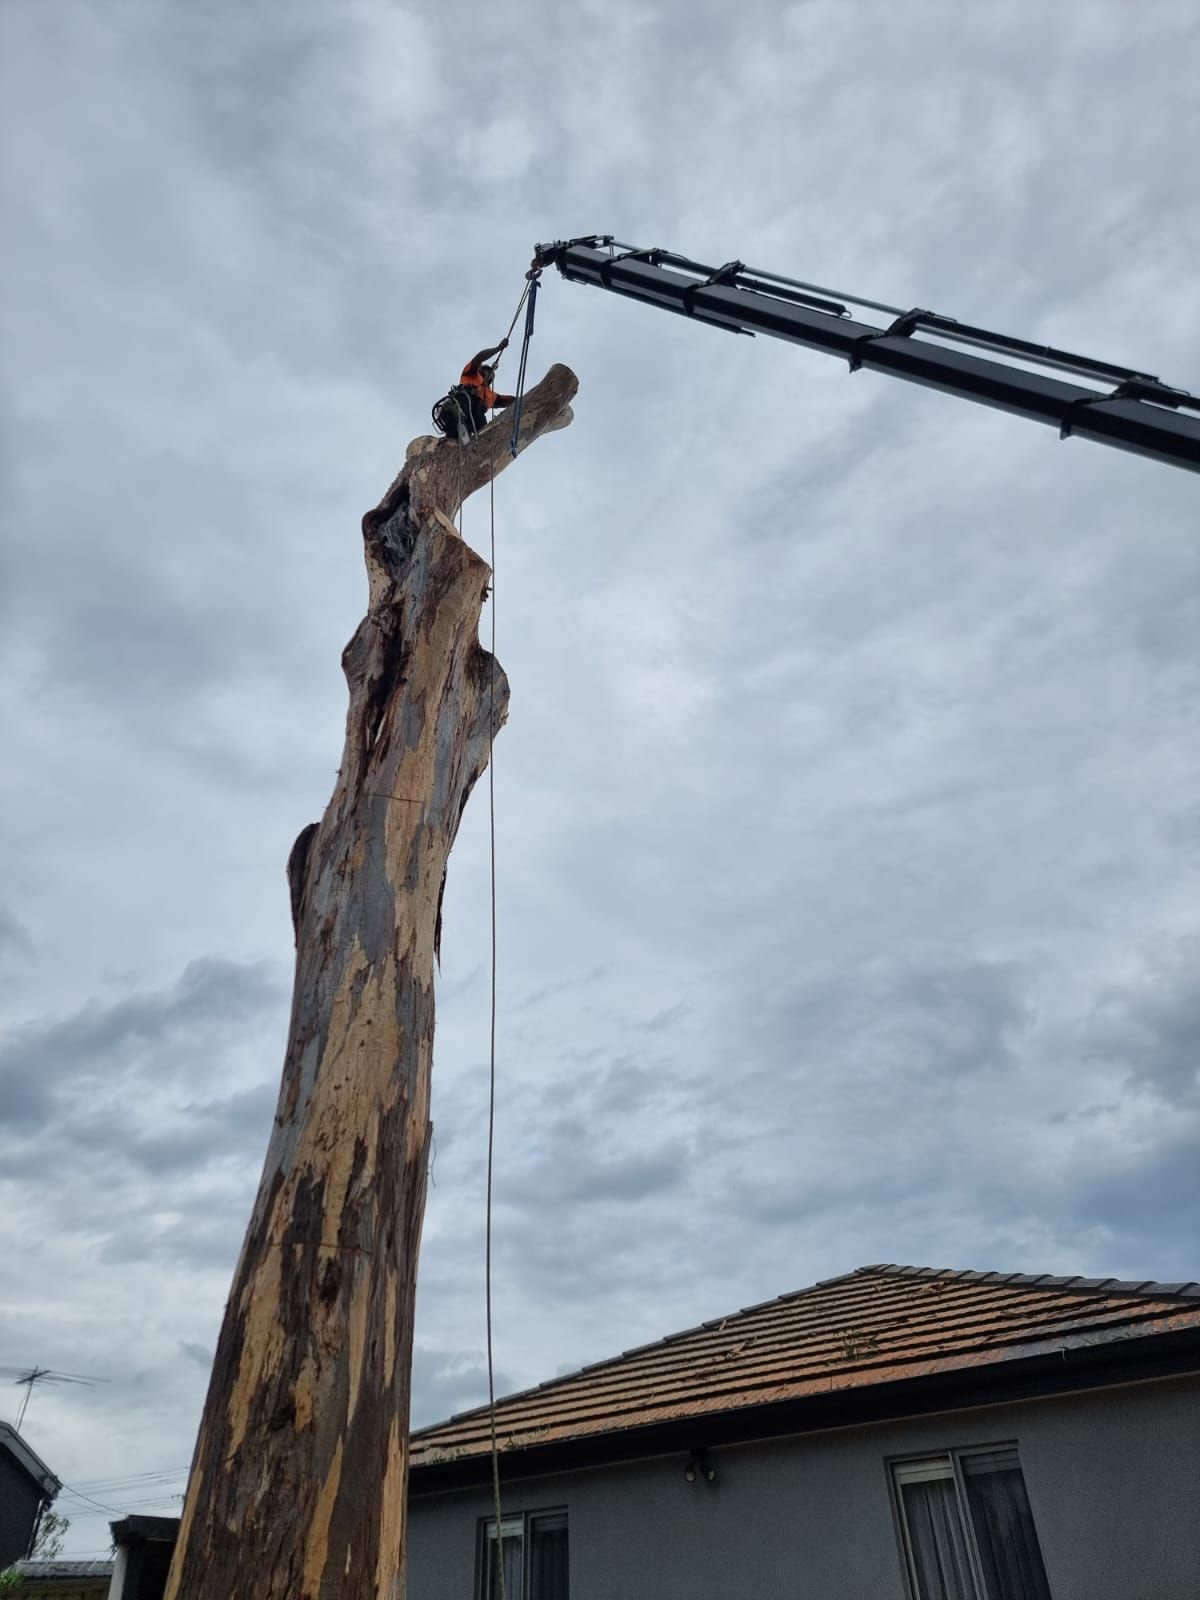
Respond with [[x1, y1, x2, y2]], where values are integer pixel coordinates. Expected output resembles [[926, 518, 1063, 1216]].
[[1, 1366, 108, 1432]]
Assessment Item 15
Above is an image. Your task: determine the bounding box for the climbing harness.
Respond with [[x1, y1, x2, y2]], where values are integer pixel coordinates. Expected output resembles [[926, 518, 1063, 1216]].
[[432, 384, 478, 443]]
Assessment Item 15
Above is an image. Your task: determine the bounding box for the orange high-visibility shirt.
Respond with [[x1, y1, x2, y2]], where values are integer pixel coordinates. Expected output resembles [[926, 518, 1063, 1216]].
[[460, 358, 513, 410]]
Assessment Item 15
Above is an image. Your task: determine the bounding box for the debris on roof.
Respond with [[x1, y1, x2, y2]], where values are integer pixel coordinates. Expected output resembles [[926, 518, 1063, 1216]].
[[411, 1263, 1200, 1471]]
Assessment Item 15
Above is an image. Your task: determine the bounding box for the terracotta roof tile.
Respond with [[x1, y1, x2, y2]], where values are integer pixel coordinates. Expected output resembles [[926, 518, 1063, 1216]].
[[410, 1263, 1200, 1469]]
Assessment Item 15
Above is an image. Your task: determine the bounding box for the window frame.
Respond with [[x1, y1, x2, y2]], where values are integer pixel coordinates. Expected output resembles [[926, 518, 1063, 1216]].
[[475, 1506, 569, 1600], [887, 1440, 1045, 1600]]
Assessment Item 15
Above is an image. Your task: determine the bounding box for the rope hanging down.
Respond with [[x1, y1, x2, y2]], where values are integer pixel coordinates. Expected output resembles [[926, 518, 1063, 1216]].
[[444, 264, 544, 1592], [452, 400, 510, 1600], [484, 468, 505, 1600]]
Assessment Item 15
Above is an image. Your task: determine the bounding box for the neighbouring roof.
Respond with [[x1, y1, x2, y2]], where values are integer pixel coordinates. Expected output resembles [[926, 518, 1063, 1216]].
[[410, 1263, 1200, 1484], [110, 1513, 179, 1547], [12, 1560, 114, 1579], [0, 1421, 61, 1497]]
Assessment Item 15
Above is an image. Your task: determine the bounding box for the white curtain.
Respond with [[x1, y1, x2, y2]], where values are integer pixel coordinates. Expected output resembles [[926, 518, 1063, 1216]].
[[901, 1476, 977, 1600], [486, 1526, 523, 1600]]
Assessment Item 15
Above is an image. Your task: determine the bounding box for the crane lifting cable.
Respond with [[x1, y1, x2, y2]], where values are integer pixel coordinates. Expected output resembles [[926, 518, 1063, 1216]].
[[507, 271, 540, 458]]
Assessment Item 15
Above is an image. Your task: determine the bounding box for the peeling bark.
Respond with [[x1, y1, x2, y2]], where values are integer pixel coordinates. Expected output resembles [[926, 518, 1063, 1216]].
[[166, 364, 578, 1600]]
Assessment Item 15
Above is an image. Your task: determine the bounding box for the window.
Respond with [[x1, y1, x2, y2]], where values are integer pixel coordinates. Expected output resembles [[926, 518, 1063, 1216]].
[[479, 1509, 568, 1600], [891, 1445, 1052, 1600]]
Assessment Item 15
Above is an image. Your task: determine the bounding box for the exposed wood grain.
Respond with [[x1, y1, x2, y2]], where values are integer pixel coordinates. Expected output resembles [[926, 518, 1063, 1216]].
[[165, 364, 578, 1600]]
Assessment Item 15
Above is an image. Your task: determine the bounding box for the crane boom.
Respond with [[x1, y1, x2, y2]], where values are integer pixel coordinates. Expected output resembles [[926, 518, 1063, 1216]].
[[531, 236, 1200, 474]]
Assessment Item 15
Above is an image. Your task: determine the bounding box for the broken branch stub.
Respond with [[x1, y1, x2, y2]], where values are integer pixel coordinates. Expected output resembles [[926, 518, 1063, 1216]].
[[165, 363, 577, 1600]]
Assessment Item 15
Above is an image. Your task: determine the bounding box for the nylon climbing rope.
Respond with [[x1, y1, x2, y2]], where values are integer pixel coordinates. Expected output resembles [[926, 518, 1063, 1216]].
[[484, 465, 505, 1600], [443, 278, 540, 1599], [451, 428, 507, 1600]]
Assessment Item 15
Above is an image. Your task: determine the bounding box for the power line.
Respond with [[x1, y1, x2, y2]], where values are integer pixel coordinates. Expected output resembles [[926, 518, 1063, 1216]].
[[71, 1469, 188, 1493], [58, 1484, 125, 1516]]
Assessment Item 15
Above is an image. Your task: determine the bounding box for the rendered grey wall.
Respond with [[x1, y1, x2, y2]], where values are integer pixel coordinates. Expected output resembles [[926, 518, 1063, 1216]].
[[407, 1376, 1199, 1599]]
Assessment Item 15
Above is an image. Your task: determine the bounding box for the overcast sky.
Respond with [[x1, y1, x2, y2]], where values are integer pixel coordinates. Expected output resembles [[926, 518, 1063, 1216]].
[[1, 0, 1198, 1560]]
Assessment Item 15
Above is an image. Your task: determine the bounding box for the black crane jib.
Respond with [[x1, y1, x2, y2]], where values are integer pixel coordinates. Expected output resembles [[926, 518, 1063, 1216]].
[[531, 236, 1200, 475]]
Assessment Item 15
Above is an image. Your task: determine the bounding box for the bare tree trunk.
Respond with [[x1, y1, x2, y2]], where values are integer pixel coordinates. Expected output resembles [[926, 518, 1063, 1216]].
[[165, 366, 578, 1600]]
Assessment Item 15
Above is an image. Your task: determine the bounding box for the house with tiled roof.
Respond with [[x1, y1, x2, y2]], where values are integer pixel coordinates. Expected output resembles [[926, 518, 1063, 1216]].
[[407, 1263, 1200, 1600]]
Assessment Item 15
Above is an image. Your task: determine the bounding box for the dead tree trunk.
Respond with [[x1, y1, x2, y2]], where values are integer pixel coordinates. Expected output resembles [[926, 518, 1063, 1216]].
[[165, 366, 578, 1600]]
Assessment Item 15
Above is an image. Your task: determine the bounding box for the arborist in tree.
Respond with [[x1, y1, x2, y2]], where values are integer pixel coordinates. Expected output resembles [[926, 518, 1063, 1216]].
[[433, 339, 516, 442]]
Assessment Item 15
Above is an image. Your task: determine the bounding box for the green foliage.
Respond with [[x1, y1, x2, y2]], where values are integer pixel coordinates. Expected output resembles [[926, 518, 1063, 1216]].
[[0, 1508, 72, 1591], [32, 1509, 69, 1560]]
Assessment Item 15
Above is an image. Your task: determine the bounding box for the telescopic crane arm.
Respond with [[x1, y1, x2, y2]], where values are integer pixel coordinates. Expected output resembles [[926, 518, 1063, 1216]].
[[530, 236, 1200, 474]]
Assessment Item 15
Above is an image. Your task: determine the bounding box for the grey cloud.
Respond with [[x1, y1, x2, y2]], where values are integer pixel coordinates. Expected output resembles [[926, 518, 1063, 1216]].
[[410, 1343, 521, 1431], [121, 1083, 278, 1177], [0, 907, 33, 963], [513, 964, 611, 1014], [1069, 1133, 1200, 1259], [0, 958, 283, 1094], [507, 1136, 691, 1209], [0, 1064, 52, 1130], [1163, 807, 1200, 854], [1086, 945, 1200, 1106], [3, 0, 1200, 1551], [42, 584, 226, 709], [630, 1000, 688, 1034], [99, 1204, 249, 1272], [0, 959, 284, 1233], [747, 956, 1030, 1095]]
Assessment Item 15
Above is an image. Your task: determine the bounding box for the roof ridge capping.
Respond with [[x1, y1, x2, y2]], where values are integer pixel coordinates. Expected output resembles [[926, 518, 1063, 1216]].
[[860, 1264, 1200, 1299]]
